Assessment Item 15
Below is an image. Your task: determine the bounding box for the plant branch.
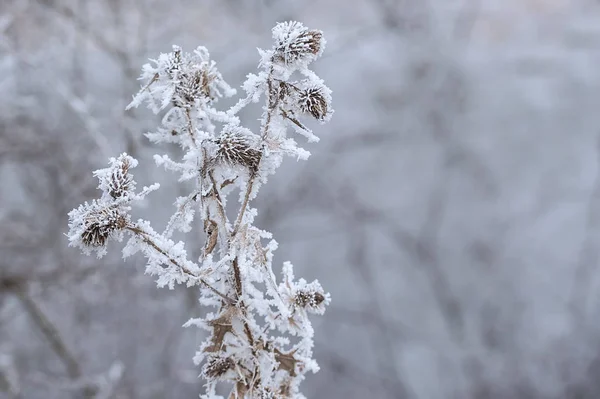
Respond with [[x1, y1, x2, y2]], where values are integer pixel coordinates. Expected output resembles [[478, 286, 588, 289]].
[[126, 225, 235, 305], [15, 289, 97, 397], [184, 108, 197, 147], [234, 66, 279, 236], [207, 171, 231, 241], [232, 178, 254, 237], [65, 22, 332, 397], [15, 289, 82, 379]]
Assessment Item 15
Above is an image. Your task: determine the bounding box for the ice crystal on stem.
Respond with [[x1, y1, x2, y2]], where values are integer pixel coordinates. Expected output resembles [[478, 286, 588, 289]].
[[67, 21, 333, 399]]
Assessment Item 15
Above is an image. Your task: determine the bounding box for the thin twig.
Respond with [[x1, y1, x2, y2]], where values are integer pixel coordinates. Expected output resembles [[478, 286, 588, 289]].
[[184, 108, 197, 147], [208, 171, 231, 242], [232, 178, 254, 237], [233, 65, 279, 237], [15, 289, 97, 397], [15, 289, 82, 379]]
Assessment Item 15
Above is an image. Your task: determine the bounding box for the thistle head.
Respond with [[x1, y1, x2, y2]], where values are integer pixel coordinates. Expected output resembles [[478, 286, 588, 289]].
[[202, 355, 235, 380], [214, 125, 262, 174], [272, 22, 324, 67], [298, 86, 330, 121], [94, 153, 137, 200], [67, 201, 130, 257], [294, 289, 326, 310]]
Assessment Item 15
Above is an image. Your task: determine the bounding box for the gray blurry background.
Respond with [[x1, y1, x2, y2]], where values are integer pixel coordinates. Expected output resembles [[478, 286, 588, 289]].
[[2, 0, 600, 398]]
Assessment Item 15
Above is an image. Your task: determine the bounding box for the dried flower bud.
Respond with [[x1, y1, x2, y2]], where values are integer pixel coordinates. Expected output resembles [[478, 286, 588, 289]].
[[298, 87, 329, 121], [256, 386, 278, 399], [174, 68, 219, 107], [272, 22, 324, 66], [68, 200, 130, 257], [80, 205, 129, 248], [94, 153, 137, 200], [202, 355, 234, 379], [107, 158, 134, 199], [166, 45, 183, 78], [128, 45, 235, 113], [279, 262, 330, 319], [294, 289, 325, 310], [175, 71, 201, 106], [214, 126, 262, 174]]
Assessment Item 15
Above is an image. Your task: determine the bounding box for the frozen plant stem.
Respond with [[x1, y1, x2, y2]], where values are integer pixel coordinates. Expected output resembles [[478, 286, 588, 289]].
[[67, 21, 333, 399], [234, 64, 276, 238], [126, 225, 235, 305]]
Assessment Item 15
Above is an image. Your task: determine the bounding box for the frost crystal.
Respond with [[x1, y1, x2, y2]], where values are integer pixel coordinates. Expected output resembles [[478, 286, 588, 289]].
[[68, 21, 333, 399]]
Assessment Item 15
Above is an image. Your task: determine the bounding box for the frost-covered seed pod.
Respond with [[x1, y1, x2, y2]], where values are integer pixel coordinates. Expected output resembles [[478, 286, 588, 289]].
[[256, 386, 278, 399], [94, 153, 138, 200], [166, 46, 183, 78], [107, 159, 134, 199], [273, 22, 323, 65], [81, 206, 128, 248], [175, 69, 218, 107], [298, 88, 328, 121], [202, 355, 234, 379], [214, 130, 262, 173], [294, 289, 326, 310]]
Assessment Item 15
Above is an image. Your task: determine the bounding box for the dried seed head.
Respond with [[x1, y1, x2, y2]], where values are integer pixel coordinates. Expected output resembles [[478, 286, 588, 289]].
[[202, 355, 234, 380], [95, 153, 138, 201], [171, 47, 233, 107], [128, 45, 235, 113], [294, 289, 325, 310], [272, 22, 324, 66], [298, 87, 329, 121], [174, 68, 219, 107], [80, 205, 129, 248], [256, 386, 278, 399], [174, 70, 200, 106], [166, 45, 183, 78], [214, 126, 262, 174], [68, 197, 131, 257], [107, 158, 134, 199]]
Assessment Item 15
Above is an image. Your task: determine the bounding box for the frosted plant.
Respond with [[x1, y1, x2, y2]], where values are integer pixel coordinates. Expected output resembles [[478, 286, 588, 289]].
[[67, 21, 332, 399]]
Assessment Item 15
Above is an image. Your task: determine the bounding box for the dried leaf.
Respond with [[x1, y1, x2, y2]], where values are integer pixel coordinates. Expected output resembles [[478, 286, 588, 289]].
[[274, 348, 298, 377], [205, 307, 238, 353]]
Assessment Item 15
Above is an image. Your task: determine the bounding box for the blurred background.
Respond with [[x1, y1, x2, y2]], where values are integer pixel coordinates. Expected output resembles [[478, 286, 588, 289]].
[[2, 0, 600, 398]]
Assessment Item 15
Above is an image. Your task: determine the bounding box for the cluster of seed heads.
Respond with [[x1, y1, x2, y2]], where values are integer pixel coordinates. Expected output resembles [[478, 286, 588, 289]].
[[214, 131, 262, 174], [68, 21, 333, 398], [298, 87, 328, 121], [81, 205, 128, 247]]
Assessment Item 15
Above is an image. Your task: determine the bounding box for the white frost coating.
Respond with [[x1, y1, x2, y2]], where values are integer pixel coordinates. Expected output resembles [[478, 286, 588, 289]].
[[67, 21, 333, 399]]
